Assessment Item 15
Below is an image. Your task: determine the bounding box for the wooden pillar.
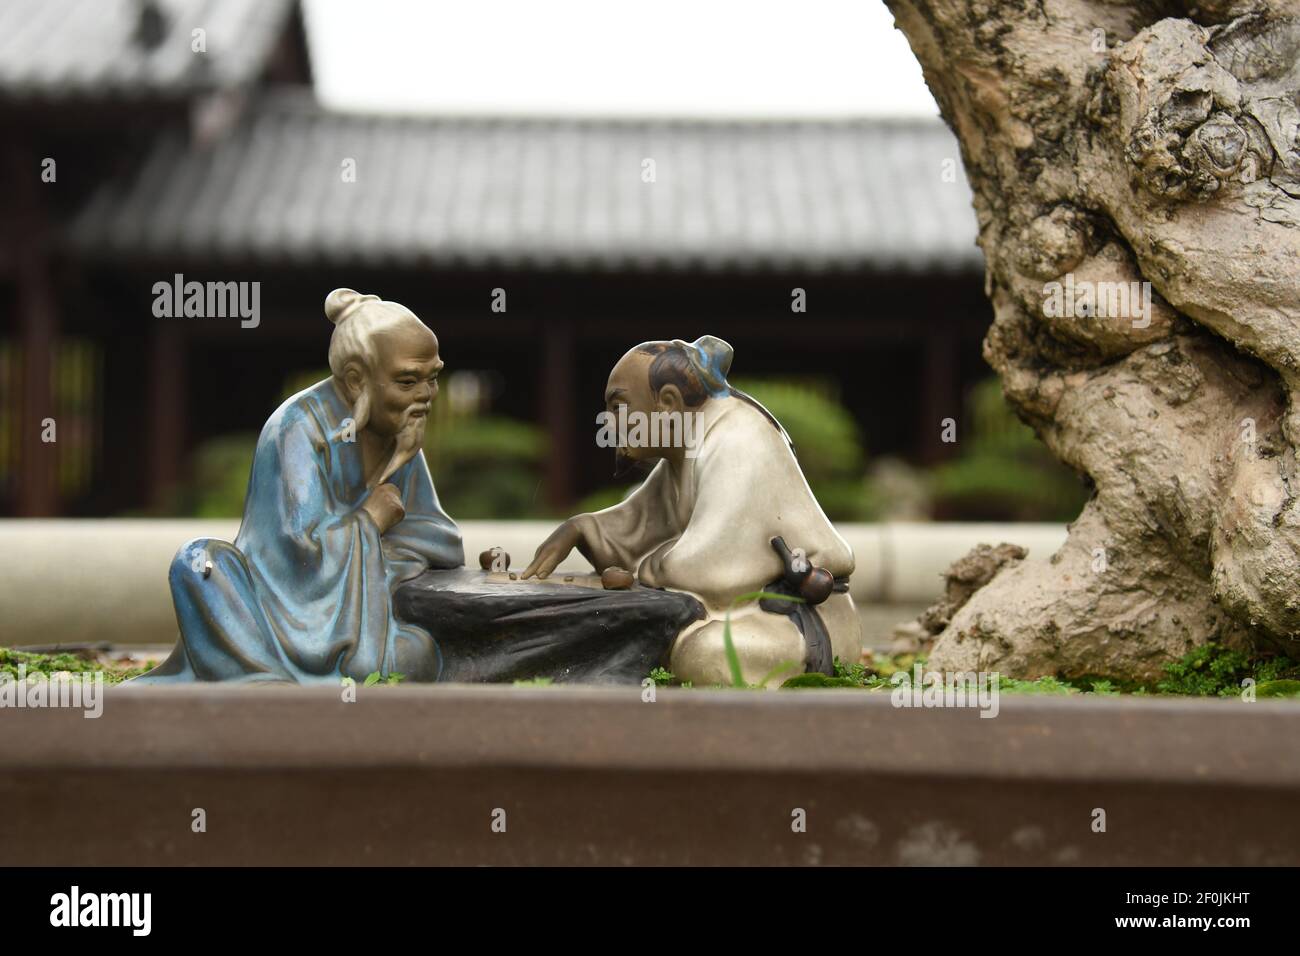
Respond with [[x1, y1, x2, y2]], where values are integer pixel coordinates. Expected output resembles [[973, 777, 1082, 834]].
[[148, 322, 186, 510], [8, 140, 59, 516], [921, 331, 960, 465], [540, 323, 575, 510], [16, 259, 57, 515]]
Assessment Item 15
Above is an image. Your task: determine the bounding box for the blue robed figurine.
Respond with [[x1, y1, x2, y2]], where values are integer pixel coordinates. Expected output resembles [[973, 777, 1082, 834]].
[[135, 289, 464, 684]]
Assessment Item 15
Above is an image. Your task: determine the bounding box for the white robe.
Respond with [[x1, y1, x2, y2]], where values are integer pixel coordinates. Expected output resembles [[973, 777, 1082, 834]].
[[573, 394, 862, 686]]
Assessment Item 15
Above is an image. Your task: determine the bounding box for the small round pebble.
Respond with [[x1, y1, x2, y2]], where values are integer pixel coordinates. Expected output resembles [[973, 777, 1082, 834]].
[[601, 567, 634, 590]]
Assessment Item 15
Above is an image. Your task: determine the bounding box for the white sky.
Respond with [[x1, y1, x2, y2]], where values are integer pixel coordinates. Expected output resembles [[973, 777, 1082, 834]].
[[303, 0, 938, 118]]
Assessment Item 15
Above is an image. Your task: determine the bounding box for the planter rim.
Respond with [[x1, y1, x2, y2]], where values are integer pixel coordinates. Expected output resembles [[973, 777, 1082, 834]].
[[5, 684, 1296, 788]]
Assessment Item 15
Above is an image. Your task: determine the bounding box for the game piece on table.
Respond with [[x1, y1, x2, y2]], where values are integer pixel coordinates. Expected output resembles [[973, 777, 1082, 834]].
[[601, 567, 635, 590], [479, 548, 510, 571]]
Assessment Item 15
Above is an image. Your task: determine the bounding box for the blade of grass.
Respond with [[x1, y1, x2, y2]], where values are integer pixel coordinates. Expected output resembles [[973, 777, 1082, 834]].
[[756, 660, 801, 689], [722, 616, 745, 687], [722, 591, 806, 688]]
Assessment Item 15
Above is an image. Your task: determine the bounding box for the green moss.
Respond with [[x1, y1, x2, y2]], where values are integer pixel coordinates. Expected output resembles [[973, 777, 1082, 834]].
[[830, 656, 893, 689], [1253, 656, 1300, 682], [610, 644, 1300, 697], [1155, 643, 1300, 697], [1062, 675, 1129, 695], [780, 673, 864, 689], [993, 675, 1078, 695], [1256, 679, 1300, 698], [0, 647, 151, 684]]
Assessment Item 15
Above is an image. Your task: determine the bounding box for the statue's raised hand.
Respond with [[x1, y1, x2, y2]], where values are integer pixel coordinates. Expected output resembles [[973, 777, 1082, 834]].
[[360, 483, 406, 534], [522, 518, 583, 580]]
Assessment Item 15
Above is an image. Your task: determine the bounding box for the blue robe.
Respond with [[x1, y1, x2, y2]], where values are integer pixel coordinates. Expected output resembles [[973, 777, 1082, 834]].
[[134, 379, 464, 684]]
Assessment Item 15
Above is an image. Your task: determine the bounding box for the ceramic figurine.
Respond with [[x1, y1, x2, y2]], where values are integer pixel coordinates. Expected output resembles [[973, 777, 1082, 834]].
[[134, 289, 464, 683], [522, 336, 862, 686]]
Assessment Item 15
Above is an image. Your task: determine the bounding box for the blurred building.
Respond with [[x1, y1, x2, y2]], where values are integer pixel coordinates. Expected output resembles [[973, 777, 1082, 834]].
[[0, 0, 987, 517]]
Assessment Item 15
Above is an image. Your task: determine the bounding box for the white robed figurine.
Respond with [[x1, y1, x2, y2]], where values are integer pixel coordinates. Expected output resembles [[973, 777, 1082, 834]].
[[525, 336, 862, 686]]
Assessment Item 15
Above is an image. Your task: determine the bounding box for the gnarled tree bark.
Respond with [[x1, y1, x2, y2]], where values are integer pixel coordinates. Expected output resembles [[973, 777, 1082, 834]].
[[886, 0, 1300, 679]]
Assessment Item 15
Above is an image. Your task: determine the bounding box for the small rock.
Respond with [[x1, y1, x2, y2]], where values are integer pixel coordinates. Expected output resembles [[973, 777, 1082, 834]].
[[601, 567, 635, 590], [919, 542, 1028, 635], [890, 620, 930, 655]]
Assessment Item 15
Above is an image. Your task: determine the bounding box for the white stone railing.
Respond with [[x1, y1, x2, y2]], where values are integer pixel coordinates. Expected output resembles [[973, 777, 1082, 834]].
[[0, 520, 1067, 646]]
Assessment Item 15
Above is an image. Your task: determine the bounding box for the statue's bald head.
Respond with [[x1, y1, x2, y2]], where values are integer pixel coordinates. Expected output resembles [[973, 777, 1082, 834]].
[[611, 335, 734, 409], [607, 334, 792, 455]]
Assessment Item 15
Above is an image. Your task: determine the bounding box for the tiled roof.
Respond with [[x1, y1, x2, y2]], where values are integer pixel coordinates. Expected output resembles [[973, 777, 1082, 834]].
[[69, 92, 984, 273], [0, 0, 294, 101]]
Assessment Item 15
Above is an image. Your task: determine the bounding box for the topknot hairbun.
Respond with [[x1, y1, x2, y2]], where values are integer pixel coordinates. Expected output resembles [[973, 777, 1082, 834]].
[[324, 288, 378, 326], [671, 334, 734, 396]]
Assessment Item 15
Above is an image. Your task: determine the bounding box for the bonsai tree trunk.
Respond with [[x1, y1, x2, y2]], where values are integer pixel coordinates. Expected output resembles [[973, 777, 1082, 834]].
[[885, 0, 1300, 680]]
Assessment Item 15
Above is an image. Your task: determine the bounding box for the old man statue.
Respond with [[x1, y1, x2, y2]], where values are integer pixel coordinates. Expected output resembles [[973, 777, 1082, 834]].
[[135, 289, 464, 684], [523, 336, 862, 686]]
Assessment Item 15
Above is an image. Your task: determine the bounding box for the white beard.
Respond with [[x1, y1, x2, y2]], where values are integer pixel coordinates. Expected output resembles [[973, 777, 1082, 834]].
[[369, 402, 428, 489]]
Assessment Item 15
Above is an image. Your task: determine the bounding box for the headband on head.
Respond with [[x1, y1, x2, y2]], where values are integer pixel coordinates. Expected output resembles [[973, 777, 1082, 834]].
[[671, 335, 734, 398]]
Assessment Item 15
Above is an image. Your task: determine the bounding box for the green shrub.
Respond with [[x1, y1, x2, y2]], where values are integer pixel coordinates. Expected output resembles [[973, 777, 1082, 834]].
[[929, 378, 1089, 522], [424, 415, 547, 519], [155, 370, 550, 520]]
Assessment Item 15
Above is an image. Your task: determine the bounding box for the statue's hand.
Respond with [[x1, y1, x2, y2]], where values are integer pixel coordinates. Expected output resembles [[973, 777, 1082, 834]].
[[360, 483, 406, 535], [521, 519, 582, 580]]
